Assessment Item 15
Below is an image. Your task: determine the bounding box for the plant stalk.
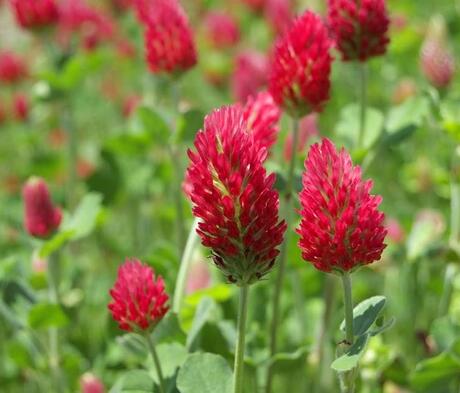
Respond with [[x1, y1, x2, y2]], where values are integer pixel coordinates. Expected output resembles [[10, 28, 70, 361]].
[[172, 217, 200, 313], [358, 63, 368, 150], [233, 284, 250, 393], [48, 252, 61, 391], [266, 117, 300, 393], [145, 333, 166, 393]]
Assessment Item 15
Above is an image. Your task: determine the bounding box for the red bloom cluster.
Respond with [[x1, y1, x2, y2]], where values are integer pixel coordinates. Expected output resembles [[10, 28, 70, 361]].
[[327, 0, 390, 62], [187, 106, 286, 285], [0, 51, 27, 84], [420, 38, 455, 89], [80, 373, 105, 393], [9, 0, 59, 30], [58, 0, 115, 51], [269, 11, 333, 116], [204, 11, 240, 49], [243, 91, 281, 154], [23, 177, 62, 239], [297, 139, 386, 273], [232, 50, 268, 102], [108, 259, 169, 331], [142, 0, 197, 75]]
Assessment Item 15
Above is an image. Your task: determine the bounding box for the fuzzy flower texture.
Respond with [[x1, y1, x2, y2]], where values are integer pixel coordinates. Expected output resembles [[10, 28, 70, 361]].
[[187, 106, 286, 285], [108, 259, 169, 331], [269, 11, 332, 117], [143, 0, 197, 75], [297, 139, 387, 273], [23, 177, 62, 239], [327, 0, 390, 62]]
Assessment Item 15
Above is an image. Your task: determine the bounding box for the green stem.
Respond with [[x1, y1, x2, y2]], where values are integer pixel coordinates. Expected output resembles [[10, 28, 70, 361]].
[[61, 101, 77, 209], [339, 272, 355, 393], [233, 285, 250, 393], [145, 333, 166, 393], [172, 217, 200, 313], [439, 264, 457, 317], [266, 117, 299, 393], [48, 253, 61, 391], [450, 182, 460, 252], [358, 63, 368, 150]]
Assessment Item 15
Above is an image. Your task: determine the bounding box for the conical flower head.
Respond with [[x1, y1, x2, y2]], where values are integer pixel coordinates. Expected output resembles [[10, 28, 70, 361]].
[[243, 91, 281, 155], [327, 0, 390, 62], [10, 0, 59, 30], [420, 16, 455, 89], [23, 177, 62, 239], [143, 0, 197, 76], [269, 11, 333, 117], [187, 106, 286, 285], [108, 259, 169, 332], [204, 11, 240, 49], [297, 139, 386, 273]]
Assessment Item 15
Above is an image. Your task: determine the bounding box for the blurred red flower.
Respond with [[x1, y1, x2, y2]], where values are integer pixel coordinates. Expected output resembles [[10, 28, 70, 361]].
[[385, 218, 405, 244], [265, 0, 293, 35], [0, 51, 28, 84], [243, 91, 281, 155], [10, 0, 59, 30], [327, 0, 390, 62], [80, 373, 105, 393], [297, 138, 387, 273], [269, 11, 333, 116], [12, 93, 29, 121], [232, 50, 268, 102], [204, 11, 240, 49], [187, 105, 286, 285], [23, 177, 62, 239], [122, 95, 141, 118], [143, 0, 197, 75], [420, 20, 455, 89], [108, 259, 169, 331]]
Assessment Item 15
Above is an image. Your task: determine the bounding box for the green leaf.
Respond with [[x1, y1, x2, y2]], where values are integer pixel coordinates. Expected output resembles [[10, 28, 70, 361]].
[[121, 369, 155, 392], [39, 193, 102, 258], [336, 104, 384, 150], [369, 317, 396, 336], [177, 353, 233, 393], [137, 106, 171, 145], [411, 341, 460, 391], [331, 334, 369, 372], [28, 303, 68, 330], [340, 296, 387, 336], [176, 109, 204, 143], [269, 346, 310, 373], [86, 150, 121, 204], [150, 343, 188, 384], [406, 217, 440, 261], [186, 297, 217, 349]]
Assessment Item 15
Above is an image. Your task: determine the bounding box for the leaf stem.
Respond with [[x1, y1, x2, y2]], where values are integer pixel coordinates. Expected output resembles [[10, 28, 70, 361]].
[[172, 217, 200, 313], [358, 62, 368, 150], [145, 333, 166, 393], [233, 284, 250, 393], [266, 117, 299, 393]]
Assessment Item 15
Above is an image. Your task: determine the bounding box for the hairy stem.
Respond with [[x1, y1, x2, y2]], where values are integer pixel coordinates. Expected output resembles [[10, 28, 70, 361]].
[[339, 272, 355, 393], [145, 333, 166, 393], [233, 285, 250, 393]]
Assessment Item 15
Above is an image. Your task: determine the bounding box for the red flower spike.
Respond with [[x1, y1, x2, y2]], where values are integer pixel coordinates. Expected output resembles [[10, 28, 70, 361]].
[[204, 11, 240, 49], [327, 0, 390, 62], [0, 51, 28, 84], [108, 259, 169, 332], [297, 138, 387, 273], [269, 11, 333, 117], [187, 105, 286, 285], [243, 91, 281, 155], [23, 177, 62, 239], [143, 0, 197, 76], [232, 50, 268, 103], [10, 0, 59, 30]]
